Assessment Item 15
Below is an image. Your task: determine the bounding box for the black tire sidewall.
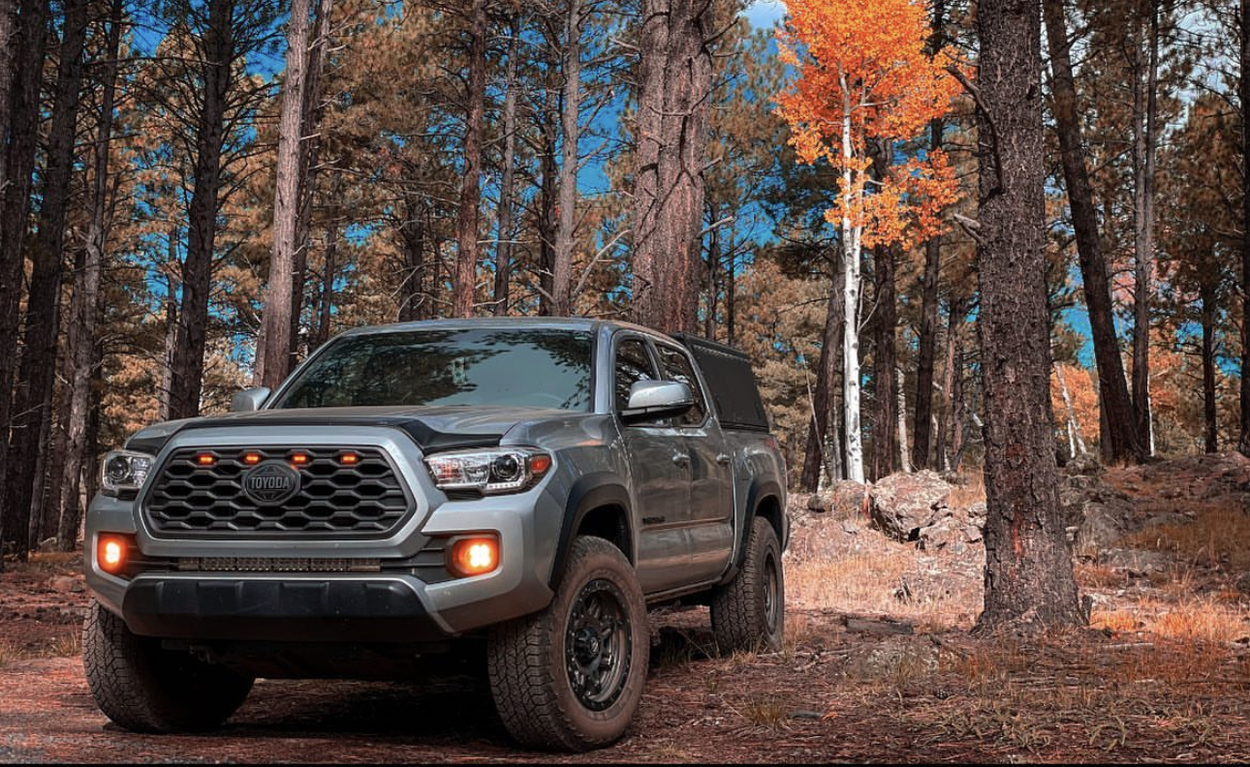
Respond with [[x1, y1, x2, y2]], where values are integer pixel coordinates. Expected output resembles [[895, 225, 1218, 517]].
[[753, 519, 784, 648], [546, 537, 649, 747], [712, 516, 785, 654]]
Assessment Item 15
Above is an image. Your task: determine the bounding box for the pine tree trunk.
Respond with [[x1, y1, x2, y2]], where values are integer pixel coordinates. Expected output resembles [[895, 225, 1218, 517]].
[[453, 0, 487, 318], [913, 169, 942, 470], [630, 0, 713, 335], [972, 0, 1083, 634], [913, 0, 946, 471], [936, 297, 965, 472], [158, 273, 178, 421], [493, 12, 520, 317], [58, 0, 123, 552], [313, 212, 339, 348], [286, 0, 334, 361], [1041, 0, 1142, 464], [0, 0, 50, 563], [870, 140, 898, 482], [40, 388, 67, 546], [1130, 2, 1159, 457], [552, 0, 583, 316], [256, 0, 313, 389], [801, 260, 845, 492], [0, 0, 16, 207], [1241, 0, 1250, 457], [537, 79, 558, 315], [704, 209, 720, 339], [725, 245, 736, 345], [1201, 279, 1218, 454], [896, 366, 912, 473], [6, 0, 89, 555], [398, 194, 427, 322], [168, 0, 235, 420], [871, 242, 898, 482]]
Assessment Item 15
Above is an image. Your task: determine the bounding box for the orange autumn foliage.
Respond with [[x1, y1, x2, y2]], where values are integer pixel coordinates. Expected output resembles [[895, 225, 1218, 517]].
[[774, 0, 961, 247], [1051, 362, 1100, 452]]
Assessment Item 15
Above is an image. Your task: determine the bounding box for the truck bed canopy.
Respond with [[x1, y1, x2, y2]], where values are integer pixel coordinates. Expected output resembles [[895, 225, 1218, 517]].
[[670, 333, 770, 432]]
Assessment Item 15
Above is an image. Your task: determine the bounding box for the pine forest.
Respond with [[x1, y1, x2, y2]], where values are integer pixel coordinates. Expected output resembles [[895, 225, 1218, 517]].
[[0, 0, 1246, 633]]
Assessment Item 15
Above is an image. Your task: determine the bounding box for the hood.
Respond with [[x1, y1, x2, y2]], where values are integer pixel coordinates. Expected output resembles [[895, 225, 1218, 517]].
[[125, 405, 575, 456]]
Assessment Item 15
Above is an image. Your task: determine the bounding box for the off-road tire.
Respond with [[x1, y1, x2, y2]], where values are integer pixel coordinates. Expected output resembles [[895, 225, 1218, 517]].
[[487, 536, 649, 752], [82, 601, 254, 733], [710, 516, 784, 655]]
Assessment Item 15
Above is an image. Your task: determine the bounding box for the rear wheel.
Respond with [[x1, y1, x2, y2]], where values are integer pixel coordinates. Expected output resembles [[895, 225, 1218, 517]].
[[82, 601, 253, 733], [487, 536, 649, 751], [710, 516, 784, 655]]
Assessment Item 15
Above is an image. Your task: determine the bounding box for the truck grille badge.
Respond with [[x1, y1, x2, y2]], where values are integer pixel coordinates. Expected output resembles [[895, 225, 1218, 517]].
[[241, 461, 302, 505]]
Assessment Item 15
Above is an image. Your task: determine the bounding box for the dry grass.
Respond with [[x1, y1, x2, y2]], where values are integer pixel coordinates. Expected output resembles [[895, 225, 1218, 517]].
[[1125, 507, 1250, 570], [0, 626, 82, 663], [736, 696, 790, 729], [41, 628, 82, 659], [787, 552, 979, 632], [947, 470, 987, 510], [788, 553, 915, 611], [13, 551, 81, 573], [775, 457, 1250, 759]]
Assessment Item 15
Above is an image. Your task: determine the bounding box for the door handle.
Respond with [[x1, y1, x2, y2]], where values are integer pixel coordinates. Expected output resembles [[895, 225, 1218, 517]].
[[671, 452, 690, 466], [715, 453, 731, 465]]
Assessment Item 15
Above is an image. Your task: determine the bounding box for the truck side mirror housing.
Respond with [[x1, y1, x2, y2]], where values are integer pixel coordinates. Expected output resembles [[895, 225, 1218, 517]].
[[231, 387, 271, 413], [621, 380, 693, 424]]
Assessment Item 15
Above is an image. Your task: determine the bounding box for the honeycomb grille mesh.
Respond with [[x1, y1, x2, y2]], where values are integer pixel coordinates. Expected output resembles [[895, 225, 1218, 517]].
[[144, 447, 412, 537]]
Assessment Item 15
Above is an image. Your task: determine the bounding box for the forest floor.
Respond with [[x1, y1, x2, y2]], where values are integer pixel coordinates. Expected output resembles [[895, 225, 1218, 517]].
[[2, 454, 1250, 764]]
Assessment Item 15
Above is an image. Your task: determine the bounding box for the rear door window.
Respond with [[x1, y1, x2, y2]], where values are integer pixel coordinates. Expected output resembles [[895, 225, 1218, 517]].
[[614, 338, 659, 413], [655, 344, 708, 427]]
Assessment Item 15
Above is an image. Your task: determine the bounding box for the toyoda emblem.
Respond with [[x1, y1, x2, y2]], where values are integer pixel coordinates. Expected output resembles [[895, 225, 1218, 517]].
[[241, 461, 301, 505]]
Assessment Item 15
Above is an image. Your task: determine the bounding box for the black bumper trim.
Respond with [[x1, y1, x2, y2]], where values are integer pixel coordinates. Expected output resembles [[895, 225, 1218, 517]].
[[121, 577, 451, 643]]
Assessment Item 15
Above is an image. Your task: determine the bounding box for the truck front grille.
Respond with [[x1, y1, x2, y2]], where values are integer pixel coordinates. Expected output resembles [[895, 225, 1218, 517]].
[[143, 446, 413, 538]]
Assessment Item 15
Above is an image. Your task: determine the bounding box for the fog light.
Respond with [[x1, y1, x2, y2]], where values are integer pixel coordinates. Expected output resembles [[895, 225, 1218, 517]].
[[98, 534, 129, 575], [447, 535, 499, 578]]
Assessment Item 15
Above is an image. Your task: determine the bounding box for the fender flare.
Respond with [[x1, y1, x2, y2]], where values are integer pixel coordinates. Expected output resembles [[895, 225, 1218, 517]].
[[548, 472, 634, 590], [731, 477, 784, 573]]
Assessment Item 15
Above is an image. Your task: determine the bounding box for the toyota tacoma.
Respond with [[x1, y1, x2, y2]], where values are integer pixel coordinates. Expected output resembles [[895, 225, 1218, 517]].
[[82, 317, 789, 751]]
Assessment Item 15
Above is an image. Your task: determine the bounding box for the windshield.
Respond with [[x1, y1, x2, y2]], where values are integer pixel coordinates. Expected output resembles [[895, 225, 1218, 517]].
[[273, 327, 594, 411]]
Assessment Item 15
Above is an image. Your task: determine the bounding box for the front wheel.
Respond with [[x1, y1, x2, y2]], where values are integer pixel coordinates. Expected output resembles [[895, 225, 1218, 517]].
[[710, 516, 785, 655], [82, 601, 253, 733], [487, 536, 649, 752]]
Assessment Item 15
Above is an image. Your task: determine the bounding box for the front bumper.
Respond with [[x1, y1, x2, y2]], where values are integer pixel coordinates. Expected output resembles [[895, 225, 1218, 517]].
[[85, 425, 566, 642], [119, 575, 449, 642]]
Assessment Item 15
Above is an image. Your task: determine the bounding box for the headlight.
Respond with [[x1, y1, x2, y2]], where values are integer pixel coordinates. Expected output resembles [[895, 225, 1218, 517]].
[[101, 450, 154, 495], [424, 448, 552, 495]]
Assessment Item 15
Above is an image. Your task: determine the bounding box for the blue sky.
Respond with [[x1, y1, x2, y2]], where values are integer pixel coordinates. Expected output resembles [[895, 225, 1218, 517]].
[[743, 1, 787, 29]]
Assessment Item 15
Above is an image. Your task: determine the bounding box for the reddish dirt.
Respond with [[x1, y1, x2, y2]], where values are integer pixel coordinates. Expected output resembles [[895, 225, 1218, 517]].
[[3, 563, 1249, 763], [5, 453, 1250, 764]]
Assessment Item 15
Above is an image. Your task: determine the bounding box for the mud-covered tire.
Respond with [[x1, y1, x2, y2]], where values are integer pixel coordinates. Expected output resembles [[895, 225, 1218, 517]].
[[710, 516, 784, 655], [82, 601, 253, 733], [487, 536, 649, 752]]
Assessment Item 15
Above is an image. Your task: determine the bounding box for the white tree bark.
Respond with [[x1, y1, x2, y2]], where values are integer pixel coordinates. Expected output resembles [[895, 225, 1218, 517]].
[[840, 72, 865, 483], [1054, 363, 1088, 458]]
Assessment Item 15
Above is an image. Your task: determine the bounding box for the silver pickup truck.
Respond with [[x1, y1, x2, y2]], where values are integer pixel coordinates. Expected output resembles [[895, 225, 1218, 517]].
[[82, 317, 788, 751]]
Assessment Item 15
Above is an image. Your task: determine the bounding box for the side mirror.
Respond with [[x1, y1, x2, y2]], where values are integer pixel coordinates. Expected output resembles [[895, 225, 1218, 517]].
[[621, 380, 693, 424], [230, 386, 271, 413]]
